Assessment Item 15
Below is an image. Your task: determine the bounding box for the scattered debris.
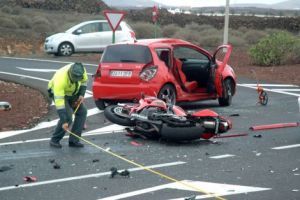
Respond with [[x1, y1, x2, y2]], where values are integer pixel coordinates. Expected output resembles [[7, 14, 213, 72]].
[[250, 122, 299, 131], [49, 159, 55, 164], [15, 185, 19, 187], [92, 159, 100, 163], [292, 189, 299, 192], [0, 165, 13, 172], [269, 170, 274, 173], [130, 141, 143, 147], [23, 176, 37, 182], [110, 167, 130, 178], [229, 113, 240, 117], [110, 167, 118, 178], [292, 168, 299, 172], [105, 147, 111, 152], [12, 150, 17, 153], [253, 134, 262, 138], [205, 152, 210, 156], [53, 163, 61, 169], [256, 153, 262, 156]]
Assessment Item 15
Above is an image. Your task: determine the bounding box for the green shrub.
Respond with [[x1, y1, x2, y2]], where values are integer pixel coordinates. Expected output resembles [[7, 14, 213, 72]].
[[1, 5, 12, 14], [162, 24, 180, 37], [229, 35, 247, 47], [32, 23, 51, 34], [131, 22, 162, 39], [249, 31, 297, 66], [173, 29, 202, 45], [11, 6, 22, 15], [243, 29, 268, 45], [15, 16, 31, 29], [0, 17, 18, 29], [198, 34, 222, 47], [184, 22, 206, 33]]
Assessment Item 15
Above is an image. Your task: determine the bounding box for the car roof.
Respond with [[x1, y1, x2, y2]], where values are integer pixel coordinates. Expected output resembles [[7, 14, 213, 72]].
[[135, 38, 192, 47], [108, 38, 193, 49]]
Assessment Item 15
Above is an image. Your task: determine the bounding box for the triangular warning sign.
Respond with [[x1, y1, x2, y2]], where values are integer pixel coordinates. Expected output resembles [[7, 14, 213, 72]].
[[104, 10, 126, 31]]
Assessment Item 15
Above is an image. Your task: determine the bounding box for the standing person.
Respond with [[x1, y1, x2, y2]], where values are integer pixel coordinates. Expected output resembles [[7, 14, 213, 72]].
[[48, 62, 88, 148]]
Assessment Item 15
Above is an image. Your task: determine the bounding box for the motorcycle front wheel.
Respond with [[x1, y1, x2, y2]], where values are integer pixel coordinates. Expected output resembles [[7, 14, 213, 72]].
[[104, 105, 134, 126]]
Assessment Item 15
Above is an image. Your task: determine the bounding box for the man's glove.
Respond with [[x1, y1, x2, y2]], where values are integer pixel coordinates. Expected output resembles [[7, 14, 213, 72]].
[[62, 123, 69, 131], [73, 95, 84, 109]]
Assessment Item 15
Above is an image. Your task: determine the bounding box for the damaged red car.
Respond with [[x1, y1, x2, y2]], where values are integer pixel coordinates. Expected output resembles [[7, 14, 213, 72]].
[[93, 38, 236, 110]]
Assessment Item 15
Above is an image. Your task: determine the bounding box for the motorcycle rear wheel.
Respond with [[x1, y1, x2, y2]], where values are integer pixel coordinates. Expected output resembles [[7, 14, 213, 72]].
[[104, 105, 134, 126]]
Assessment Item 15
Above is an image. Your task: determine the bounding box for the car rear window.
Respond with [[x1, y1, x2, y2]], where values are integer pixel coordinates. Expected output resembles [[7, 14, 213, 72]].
[[101, 45, 152, 63]]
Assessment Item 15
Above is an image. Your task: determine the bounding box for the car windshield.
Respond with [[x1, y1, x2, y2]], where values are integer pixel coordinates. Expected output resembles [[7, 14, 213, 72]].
[[101, 45, 152, 63]]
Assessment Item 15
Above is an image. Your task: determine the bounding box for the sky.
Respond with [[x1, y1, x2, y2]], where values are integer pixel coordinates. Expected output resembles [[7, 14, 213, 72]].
[[153, 0, 286, 7]]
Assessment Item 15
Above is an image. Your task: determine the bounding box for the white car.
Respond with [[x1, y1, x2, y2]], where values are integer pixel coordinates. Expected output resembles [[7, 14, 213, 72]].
[[44, 20, 136, 56]]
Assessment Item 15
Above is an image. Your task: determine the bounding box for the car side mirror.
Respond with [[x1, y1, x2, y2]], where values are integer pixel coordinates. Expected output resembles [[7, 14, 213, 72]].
[[74, 29, 82, 35]]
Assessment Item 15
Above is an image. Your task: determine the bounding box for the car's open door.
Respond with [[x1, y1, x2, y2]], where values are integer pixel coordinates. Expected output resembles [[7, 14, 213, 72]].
[[212, 44, 232, 97]]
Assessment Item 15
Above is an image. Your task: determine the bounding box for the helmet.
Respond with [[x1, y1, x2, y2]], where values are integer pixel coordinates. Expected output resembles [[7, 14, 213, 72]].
[[69, 62, 84, 82]]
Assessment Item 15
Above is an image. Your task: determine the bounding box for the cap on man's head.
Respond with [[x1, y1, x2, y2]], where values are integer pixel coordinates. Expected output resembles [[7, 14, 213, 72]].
[[69, 62, 84, 81]]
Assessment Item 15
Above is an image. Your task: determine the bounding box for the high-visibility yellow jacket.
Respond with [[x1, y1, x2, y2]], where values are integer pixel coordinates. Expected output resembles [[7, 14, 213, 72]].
[[48, 63, 88, 110]]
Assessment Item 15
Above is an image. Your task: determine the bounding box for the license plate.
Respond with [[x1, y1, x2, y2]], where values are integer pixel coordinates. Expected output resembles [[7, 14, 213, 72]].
[[110, 70, 132, 77]]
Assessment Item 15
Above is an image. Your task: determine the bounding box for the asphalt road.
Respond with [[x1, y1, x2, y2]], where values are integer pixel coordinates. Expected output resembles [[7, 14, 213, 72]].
[[0, 56, 299, 200]]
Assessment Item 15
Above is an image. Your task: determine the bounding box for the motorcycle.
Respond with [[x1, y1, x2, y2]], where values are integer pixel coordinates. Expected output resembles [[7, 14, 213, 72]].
[[104, 95, 232, 141]]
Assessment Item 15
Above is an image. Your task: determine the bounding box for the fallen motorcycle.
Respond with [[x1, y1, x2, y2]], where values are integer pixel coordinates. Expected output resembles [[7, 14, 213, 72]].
[[104, 96, 232, 141]]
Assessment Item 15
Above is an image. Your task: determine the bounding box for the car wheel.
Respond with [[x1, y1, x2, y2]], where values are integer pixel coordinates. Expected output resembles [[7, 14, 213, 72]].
[[218, 79, 234, 106], [58, 42, 74, 56], [158, 84, 176, 105], [95, 100, 106, 110]]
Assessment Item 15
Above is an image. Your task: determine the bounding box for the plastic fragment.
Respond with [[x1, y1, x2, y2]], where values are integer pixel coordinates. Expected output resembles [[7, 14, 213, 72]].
[[23, 176, 37, 182], [130, 141, 143, 146], [253, 134, 262, 138], [292, 168, 298, 172], [53, 163, 61, 169], [110, 167, 130, 178], [92, 159, 100, 163]]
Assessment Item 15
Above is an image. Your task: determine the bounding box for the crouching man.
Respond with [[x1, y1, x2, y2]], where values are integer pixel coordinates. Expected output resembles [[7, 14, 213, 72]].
[[48, 62, 88, 148]]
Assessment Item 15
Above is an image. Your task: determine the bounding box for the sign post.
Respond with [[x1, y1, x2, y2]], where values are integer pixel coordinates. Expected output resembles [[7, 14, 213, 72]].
[[104, 10, 126, 44], [152, 6, 159, 38]]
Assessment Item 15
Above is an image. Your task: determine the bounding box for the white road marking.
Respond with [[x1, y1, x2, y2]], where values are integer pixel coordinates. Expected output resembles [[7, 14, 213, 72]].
[[238, 84, 300, 97], [209, 154, 235, 159], [0, 71, 94, 94], [239, 84, 298, 87], [1, 56, 97, 66], [272, 89, 300, 92], [99, 180, 271, 200], [271, 144, 300, 150], [85, 124, 125, 134], [17, 67, 93, 76], [0, 161, 186, 191], [0, 108, 102, 139], [0, 124, 125, 146], [0, 71, 49, 82]]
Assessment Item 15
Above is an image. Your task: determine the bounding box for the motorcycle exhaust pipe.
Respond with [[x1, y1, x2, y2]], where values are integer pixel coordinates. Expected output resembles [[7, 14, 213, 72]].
[[203, 120, 230, 133]]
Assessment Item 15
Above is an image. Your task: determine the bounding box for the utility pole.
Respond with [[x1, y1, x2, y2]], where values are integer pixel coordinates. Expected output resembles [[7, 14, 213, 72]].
[[223, 0, 230, 45]]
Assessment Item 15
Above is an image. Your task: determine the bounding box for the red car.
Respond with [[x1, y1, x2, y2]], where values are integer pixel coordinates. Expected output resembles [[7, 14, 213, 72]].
[[92, 38, 236, 110]]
